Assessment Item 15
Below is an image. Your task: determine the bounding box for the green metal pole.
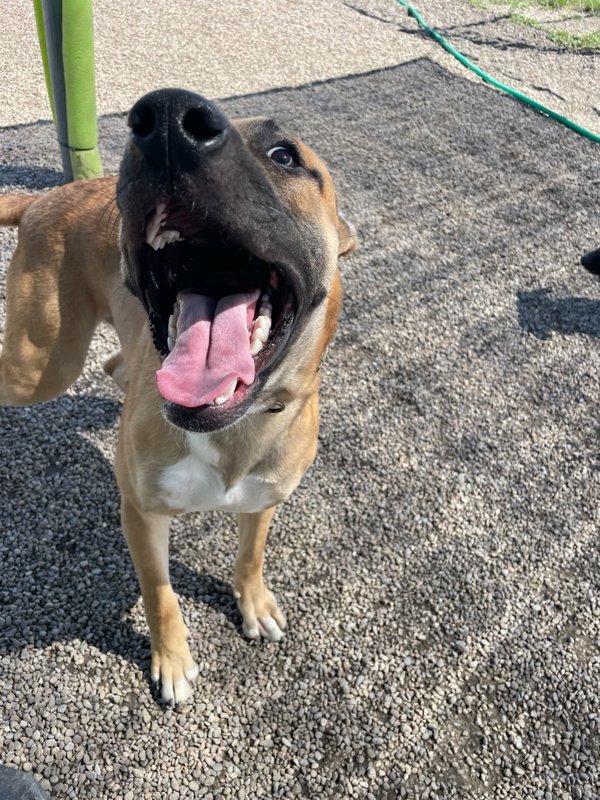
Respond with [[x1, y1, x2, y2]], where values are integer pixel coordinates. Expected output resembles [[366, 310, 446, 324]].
[[39, 0, 71, 177], [61, 0, 104, 179], [34, 0, 104, 181], [32, 0, 55, 122]]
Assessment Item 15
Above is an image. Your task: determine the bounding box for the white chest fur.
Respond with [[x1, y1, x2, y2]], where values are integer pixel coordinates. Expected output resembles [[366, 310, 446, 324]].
[[158, 433, 281, 514]]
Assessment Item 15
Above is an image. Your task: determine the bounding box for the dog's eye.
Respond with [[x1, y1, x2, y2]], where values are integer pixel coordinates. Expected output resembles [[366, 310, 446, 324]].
[[267, 146, 298, 168]]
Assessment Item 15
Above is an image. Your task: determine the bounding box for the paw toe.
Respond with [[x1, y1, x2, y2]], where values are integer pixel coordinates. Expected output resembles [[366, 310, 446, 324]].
[[153, 652, 199, 704], [236, 586, 286, 643], [258, 615, 285, 642], [242, 621, 261, 640]]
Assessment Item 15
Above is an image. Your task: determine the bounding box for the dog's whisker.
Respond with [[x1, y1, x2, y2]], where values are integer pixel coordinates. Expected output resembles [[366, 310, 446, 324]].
[[97, 194, 121, 241], [326, 292, 343, 311]]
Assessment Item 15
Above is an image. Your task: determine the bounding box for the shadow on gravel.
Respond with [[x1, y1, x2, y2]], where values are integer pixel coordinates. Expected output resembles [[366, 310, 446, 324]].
[[0, 393, 246, 674], [0, 395, 154, 670], [0, 164, 62, 189], [516, 287, 600, 340], [170, 563, 241, 622]]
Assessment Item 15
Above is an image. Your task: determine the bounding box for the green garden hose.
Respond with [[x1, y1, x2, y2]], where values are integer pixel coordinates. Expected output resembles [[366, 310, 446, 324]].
[[395, 0, 600, 144]]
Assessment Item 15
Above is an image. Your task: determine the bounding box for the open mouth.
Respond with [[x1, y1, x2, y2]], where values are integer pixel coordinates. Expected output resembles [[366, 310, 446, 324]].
[[140, 204, 297, 422]]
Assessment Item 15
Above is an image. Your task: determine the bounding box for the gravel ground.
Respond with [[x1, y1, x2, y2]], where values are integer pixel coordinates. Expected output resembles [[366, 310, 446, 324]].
[[1, 58, 600, 799]]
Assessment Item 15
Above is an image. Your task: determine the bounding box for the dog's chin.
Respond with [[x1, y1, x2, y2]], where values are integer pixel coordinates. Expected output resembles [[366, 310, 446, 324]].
[[162, 379, 262, 433]]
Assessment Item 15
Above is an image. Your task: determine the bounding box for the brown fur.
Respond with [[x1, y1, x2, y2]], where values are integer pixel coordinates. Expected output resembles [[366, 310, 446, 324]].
[[0, 194, 37, 226], [0, 129, 356, 703]]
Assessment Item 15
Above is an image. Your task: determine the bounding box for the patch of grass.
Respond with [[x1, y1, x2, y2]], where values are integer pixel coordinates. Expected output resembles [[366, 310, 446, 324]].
[[466, 0, 600, 51], [509, 12, 540, 25], [548, 27, 600, 47], [470, 0, 600, 14], [536, 0, 600, 12], [502, 0, 600, 12]]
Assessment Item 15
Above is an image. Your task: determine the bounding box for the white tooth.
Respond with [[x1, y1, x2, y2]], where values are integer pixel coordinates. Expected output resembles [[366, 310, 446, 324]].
[[250, 338, 264, 355], [173, 301, 180, 319], [168, 323, 177, 340], [145, 219, 160, 245], [152, 229, 182, 250], [145, 204, 168, 246], [253, 315, 271, 343], [147, 221, 184, 250], [214, 380, 237, 405], [259, 303, 272, 318], [167, 335, 175, 351]]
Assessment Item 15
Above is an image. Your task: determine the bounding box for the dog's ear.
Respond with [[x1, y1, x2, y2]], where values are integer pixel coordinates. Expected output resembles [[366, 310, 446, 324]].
[[337, 210, 358, 258]]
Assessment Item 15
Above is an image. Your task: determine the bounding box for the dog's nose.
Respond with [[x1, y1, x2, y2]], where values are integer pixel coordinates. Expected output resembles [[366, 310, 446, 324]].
[[127, 89, 229, 170]]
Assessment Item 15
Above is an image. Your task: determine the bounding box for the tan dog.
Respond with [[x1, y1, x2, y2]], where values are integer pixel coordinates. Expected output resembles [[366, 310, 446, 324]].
[[0, 89, 356, 703]]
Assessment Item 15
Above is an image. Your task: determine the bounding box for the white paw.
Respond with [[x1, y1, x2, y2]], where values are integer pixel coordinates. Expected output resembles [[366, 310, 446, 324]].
[[234, 587, 286, 642], [151, 654, 199, 704], [243, 614, 285, 642]]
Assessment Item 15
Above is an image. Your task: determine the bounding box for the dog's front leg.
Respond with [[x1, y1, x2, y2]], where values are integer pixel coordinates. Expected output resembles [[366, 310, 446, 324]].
[[235, 507, 286, 641], [121, 498, 199, 703]]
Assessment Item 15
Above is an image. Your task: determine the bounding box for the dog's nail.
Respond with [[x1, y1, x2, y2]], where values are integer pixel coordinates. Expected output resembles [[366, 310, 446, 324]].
[[161, 682, 175, 704], [258, 617, 284, 642], [173, 678, 193, 704], [243, 623, 260, 639]]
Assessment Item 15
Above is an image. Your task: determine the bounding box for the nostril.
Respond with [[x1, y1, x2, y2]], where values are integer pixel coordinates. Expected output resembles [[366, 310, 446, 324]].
[[129, 104, 155, 138], [182, 107, 225, 142]]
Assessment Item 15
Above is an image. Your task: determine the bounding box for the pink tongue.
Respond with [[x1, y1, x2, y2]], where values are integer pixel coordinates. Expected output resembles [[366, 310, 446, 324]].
[[156, 290, 260, 407]]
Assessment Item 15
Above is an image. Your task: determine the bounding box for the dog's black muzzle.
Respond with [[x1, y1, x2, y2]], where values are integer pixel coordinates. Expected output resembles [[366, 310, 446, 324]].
[[116, 89, 312, 310], [114, 89, 328, 432], [127, 88, 230, 181]]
